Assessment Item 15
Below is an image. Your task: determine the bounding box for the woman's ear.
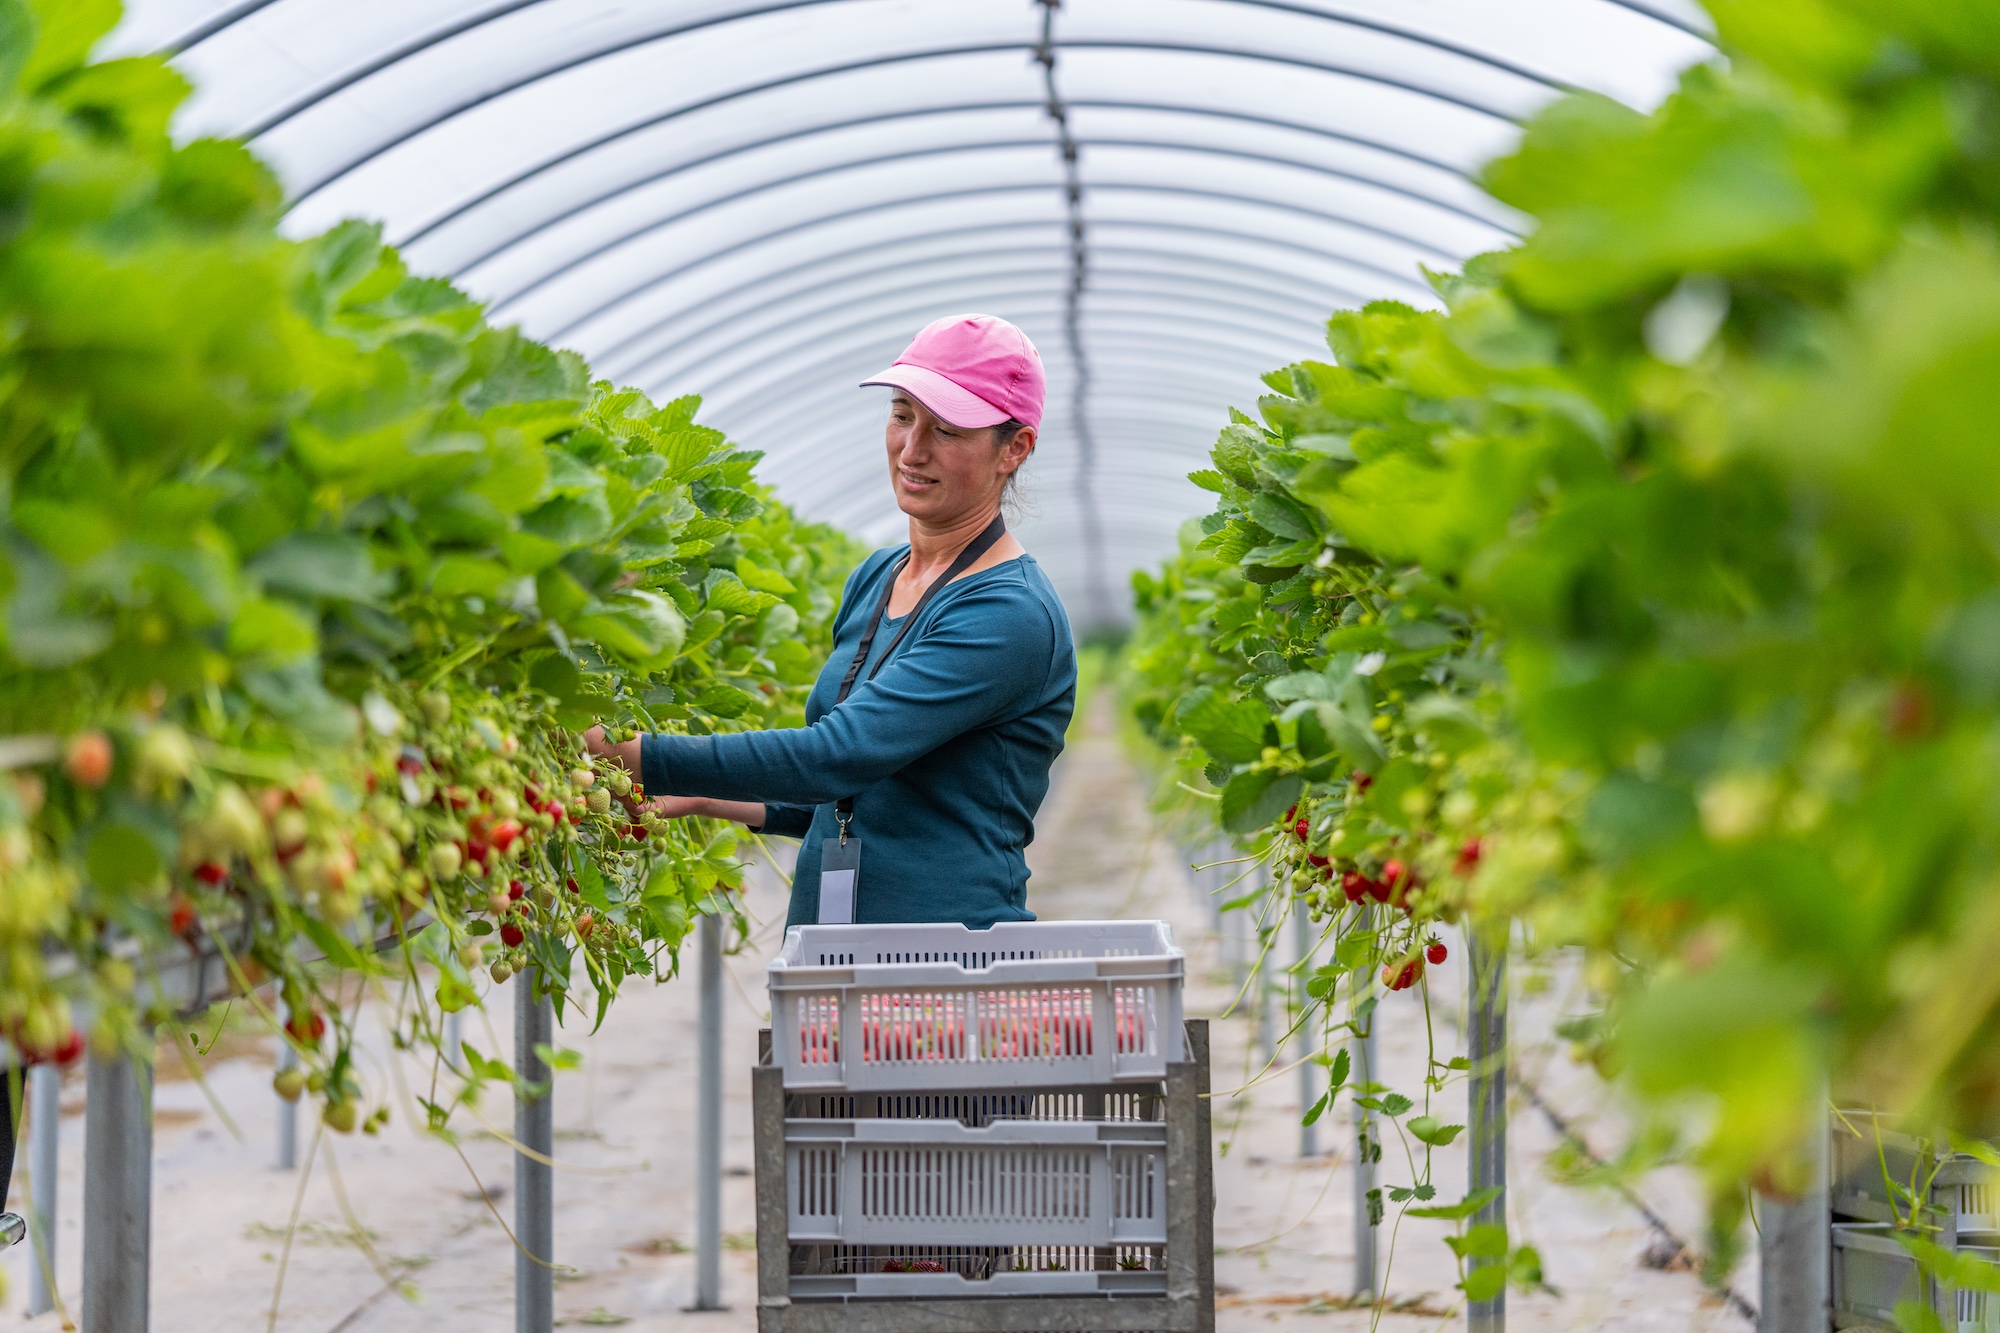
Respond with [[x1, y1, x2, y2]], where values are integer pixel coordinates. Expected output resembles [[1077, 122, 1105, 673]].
[[999, 425, 1036, 476]]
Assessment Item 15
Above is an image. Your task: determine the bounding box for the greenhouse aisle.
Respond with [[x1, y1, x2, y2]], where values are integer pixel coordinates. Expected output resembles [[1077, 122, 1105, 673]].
[[3, 692, 1750, 1331]]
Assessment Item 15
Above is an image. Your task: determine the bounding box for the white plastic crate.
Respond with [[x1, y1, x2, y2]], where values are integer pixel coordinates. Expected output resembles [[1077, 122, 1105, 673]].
[[768, 921, 1185, 1091], [789, 1268, 1168, 1300], [786, 1118, 1169, 1248], [1835, 1223, 2000, 1329]]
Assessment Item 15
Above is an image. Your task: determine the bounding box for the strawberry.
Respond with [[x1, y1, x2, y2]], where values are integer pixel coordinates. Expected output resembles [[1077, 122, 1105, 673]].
[[1365, 877, 1390, 904], [491, 819, 523, 852], [1307, 853, 1329, 868], [1341, 872, 1367, 904], [431, 843, 464, 879], [286, 1010, 326, 1045], [64, 730, 114, 787], [576, 913, 595, 940], [167, 892, 197, 937], [501, 923, 525, 948], [1293, 817, 1310, 842], [1427, 941, 1448, 965], [1351, 770, 1373, 792], [508, 880, 526, 901], [1381, 958, 1424, 991], [566, 877, 580, 895], [192, 861, 229, 886], [1456, 838, 1482, 872]]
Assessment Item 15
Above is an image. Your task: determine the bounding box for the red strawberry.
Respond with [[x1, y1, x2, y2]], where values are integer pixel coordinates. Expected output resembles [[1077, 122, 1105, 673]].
[[1365, 877, 1390, 904], [64, 731, 113, 788], [524, 782, 544, 805], [286, 1011, 326, 1045], [490, 819, 523, 852], [1341, 872, 1367, 904], [1456, 838, 1483, 872], [501, 923, 525, 948], [1307, 853, 1329, 868], [1351, 771, 1373, 792], [192, 861, 229, 886], [1427, 941, 1448, 965], [566, 877, 580, 895], [168, 893, 197, 937], [1381, 959, 1424, 991], [1293, 818, 1310, 842], [508, 880, 526, 901], [1381, 859, 1405, 889]]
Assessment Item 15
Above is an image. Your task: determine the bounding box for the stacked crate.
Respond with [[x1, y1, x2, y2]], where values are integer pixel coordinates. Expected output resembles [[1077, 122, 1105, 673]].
[[752, 921, 1215, 1333], [1832, 1111, 2000, 1329]]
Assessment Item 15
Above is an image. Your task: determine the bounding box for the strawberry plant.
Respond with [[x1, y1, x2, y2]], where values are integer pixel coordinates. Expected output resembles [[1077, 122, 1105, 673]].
[[1128, 0, 2000, 1302], [0, 0, 857, 1145]]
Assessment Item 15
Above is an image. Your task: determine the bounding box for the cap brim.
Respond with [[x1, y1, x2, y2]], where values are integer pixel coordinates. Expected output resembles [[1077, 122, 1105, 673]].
[[860, 363, 1010, 429]]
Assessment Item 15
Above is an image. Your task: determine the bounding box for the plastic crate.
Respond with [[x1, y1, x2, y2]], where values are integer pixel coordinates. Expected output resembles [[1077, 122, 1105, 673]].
[[786, 1118, 1169, 1249], [752, 1019, 1216, 1331], [769, 921, 1185, 1092], [1834, 1112, 2000, 1237], [1835, 1223, 2000, 1329]]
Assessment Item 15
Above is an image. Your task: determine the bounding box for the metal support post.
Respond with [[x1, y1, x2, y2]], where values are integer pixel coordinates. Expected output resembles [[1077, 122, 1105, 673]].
[[516, 970, 554, 1333], [275, 1013, 297, 1171], [1294, 900, 1318, 1159], [1468, 930, 1507, 1333], [82, 1038, 152, 1333], [1757, 1093, 1829, 1333], [29, 1061, 61, 1314], [1352, 908, 1378, 1301], [692, 911, 725, 1310]]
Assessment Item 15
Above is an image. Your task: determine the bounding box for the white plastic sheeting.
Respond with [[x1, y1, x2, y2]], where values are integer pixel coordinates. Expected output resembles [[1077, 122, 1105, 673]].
[[112, 0, 1712, 625]]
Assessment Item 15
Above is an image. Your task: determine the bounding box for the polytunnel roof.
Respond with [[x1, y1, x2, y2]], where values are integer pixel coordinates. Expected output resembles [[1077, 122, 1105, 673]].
[[110, 0, 1713, 628]]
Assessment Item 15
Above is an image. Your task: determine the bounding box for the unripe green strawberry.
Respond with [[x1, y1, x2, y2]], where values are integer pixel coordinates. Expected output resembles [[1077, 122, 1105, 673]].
[[323, 1100, 359, 1134], [420, 691, 451, 725], [431, 843, 464, 879], [134, 724, 197, 798], [273, 1068, 306, 1102], [586, 788, 611, 816], [490, 959, 513, 984]]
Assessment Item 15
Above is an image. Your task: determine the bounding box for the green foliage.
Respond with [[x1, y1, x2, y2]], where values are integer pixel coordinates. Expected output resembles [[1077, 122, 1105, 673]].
[[1125, 0, 2000, 1280], [0, 7, 858, 1127]]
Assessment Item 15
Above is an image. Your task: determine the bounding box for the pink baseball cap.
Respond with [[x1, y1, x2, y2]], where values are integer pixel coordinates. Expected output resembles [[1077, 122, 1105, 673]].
[[860, 314, 1045, 431]]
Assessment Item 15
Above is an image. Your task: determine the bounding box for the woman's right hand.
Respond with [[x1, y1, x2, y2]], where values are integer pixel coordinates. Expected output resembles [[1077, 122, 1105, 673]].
[[638, 795, 711, 820], [636, 795, 770, 830]]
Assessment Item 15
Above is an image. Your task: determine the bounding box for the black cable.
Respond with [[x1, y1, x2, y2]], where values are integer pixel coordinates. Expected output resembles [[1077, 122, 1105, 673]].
[[1, 1065, 16, 1214], [1036, 1, 1111, 630]]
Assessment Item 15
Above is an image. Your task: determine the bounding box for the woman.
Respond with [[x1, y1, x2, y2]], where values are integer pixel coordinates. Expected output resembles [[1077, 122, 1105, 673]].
[[586, 314, 1077, 928]]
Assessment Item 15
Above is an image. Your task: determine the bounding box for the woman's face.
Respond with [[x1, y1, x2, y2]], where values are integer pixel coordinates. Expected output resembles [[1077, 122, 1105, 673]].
[[885, 393, 1034, 526]]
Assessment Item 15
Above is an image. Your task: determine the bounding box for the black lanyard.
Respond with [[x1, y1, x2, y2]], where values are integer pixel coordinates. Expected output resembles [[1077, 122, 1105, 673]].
[[831, 513, 1006, 839]]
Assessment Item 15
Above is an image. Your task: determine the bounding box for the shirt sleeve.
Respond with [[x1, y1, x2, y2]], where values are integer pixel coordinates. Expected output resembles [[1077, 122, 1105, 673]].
[[640, 580, 1053, 806], [754, 803, 815, 838]]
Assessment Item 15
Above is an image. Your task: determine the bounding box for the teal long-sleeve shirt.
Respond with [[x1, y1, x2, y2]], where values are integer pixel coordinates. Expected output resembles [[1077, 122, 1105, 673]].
[[639, 548, 1076, 927]]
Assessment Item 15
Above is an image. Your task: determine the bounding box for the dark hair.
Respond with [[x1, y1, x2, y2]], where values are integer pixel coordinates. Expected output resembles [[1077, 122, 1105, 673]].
[[994, 418, 1030, 518]]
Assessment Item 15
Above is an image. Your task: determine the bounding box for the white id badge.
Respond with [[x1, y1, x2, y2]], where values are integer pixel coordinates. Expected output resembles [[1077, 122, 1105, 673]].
[[818, 836, 861, 925]]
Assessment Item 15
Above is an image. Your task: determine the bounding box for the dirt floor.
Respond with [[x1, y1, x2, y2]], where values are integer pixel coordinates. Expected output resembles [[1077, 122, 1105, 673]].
[[1, 692, 1759, 1330]]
